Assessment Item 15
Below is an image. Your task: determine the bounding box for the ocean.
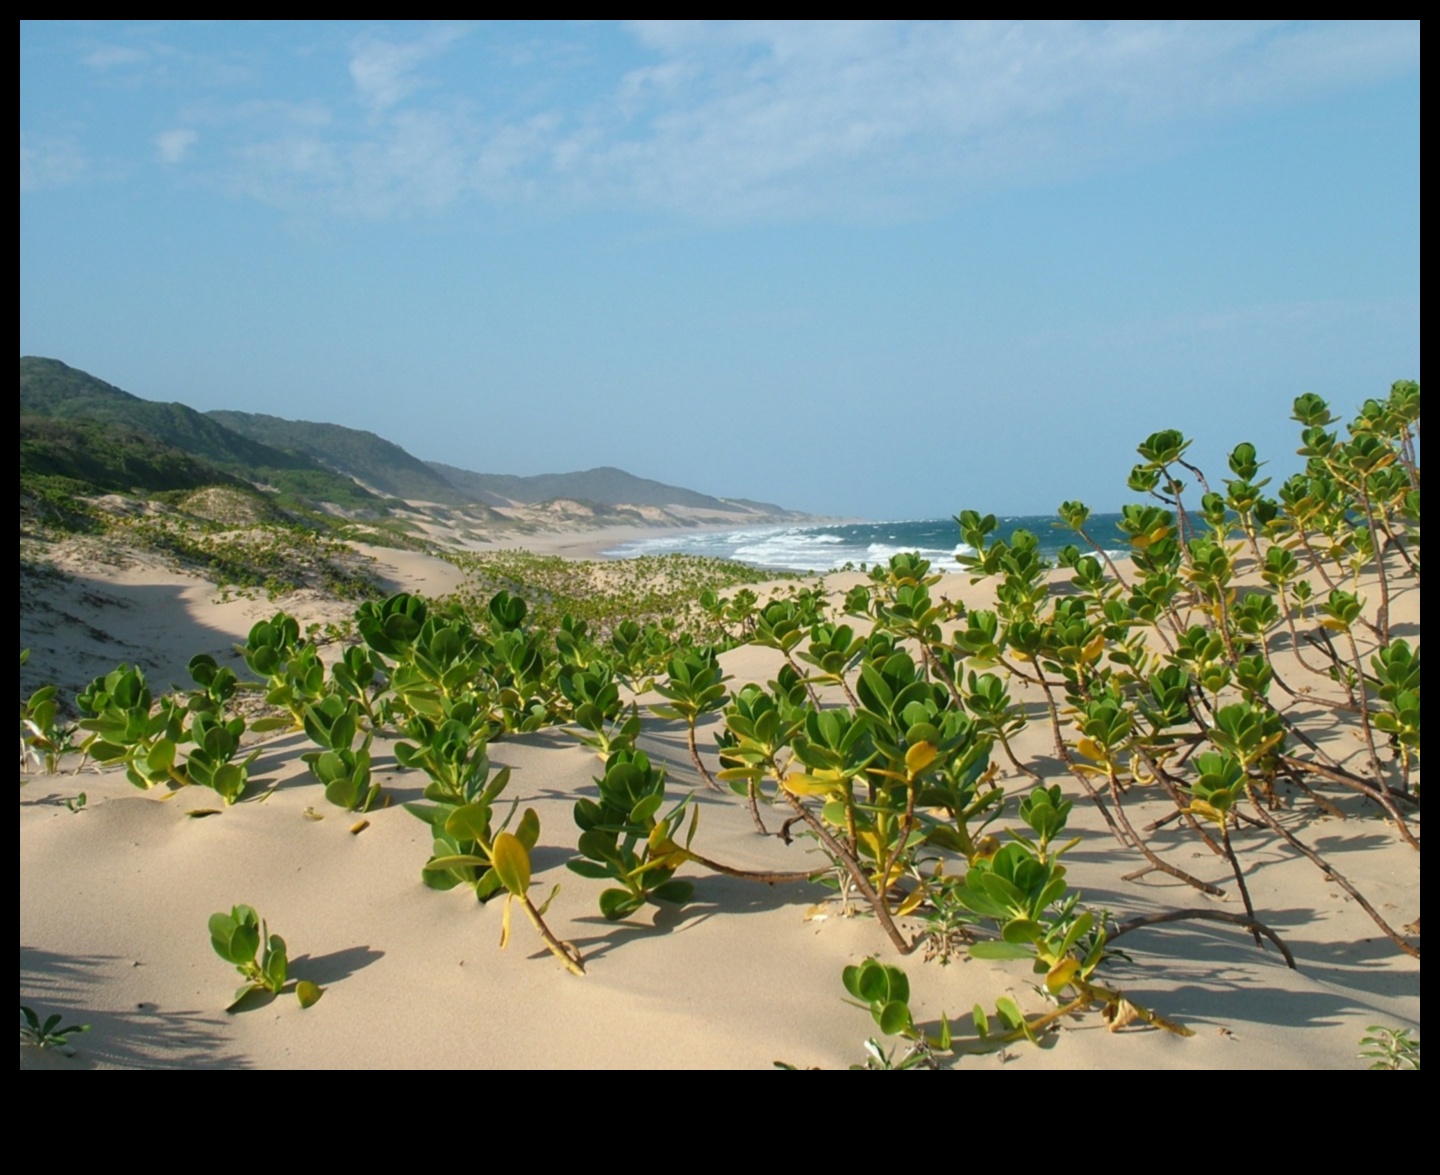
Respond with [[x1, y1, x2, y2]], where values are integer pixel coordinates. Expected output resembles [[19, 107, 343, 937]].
[[603, 514, 1130, 574]]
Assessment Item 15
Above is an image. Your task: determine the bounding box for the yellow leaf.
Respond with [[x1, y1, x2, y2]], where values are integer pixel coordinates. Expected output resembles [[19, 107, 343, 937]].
[[498, 894, 512, 951], [905, 741, 937, 775], [492, 831, 531, 895], [970, 835, 1001, 863], [1045, 958, 1080, 995], [782, 772, 843, 797]]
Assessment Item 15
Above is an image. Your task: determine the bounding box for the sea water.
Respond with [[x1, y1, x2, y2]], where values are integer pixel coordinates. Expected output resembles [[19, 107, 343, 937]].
[[603, 514, 1130, 574]]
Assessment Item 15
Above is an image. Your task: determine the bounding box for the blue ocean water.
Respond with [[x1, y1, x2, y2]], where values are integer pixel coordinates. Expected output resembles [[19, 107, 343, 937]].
[[603, 514, 1130, 574]]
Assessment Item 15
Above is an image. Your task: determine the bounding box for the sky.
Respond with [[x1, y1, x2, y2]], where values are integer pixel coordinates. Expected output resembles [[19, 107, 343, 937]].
[[20, 20, 1420, 519]]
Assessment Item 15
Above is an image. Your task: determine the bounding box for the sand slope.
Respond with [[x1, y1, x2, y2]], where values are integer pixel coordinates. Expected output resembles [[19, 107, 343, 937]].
[[20, 531, 1419, 1070]]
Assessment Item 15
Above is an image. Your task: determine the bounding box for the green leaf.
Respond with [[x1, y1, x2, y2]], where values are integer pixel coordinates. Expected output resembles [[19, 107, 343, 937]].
[[968, 941, 1035, 961], [629, 792, 663, 827], [599, 888, 643, 921], [445, 803, 493, 843], [650, 879, 694, 905], [263, 934, 288, 991], [226, 984, 264, 1013], [295, 980, 322, 1008], [146, 738, 176, 775], [515, 806, 541, 852], [424, 853, 490, 871], [1001, 918, 1044, 945], [876, 999, 913, 1036]]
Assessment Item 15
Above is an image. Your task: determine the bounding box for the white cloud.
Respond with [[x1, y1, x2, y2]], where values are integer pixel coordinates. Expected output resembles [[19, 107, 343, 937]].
[[347, 25, 467, 113], [156, 128, 197, 164], [565, 20, 1419, 222], [82, 44, 149, 70], [115, 21, 1416, 223], [20, 134, 85, 191]]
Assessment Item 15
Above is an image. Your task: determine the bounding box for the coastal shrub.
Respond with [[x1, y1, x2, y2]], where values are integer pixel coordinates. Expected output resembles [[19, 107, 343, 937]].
[[74, 661, 259, 803], [569, 749, 697, 920], [208, 904, 318, 1010], [1358, 1025, 1420, 1071], [19, 1005, 89, 1052], [25, 381, 1418, 1050], [20, 651, 77, 774]]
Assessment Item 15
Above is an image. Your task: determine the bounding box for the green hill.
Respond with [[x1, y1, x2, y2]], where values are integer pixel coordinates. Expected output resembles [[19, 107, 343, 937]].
[[21, 415, 246, 496], [19, 358, 802, 525], [19, 358, 378, 510], [208, 410, 492, 512], [429, 462, 778, 514]]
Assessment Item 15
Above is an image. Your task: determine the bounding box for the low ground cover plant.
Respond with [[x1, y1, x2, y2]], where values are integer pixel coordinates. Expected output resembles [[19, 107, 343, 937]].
[[19, 1005, 89, 1052], [23, 383, 1420, 1065], [209, 904, 320, 1010]]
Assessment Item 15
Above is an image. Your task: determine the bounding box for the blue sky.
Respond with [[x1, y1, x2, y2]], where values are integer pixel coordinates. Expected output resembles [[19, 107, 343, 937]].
[[20, 21, 1419, 518]]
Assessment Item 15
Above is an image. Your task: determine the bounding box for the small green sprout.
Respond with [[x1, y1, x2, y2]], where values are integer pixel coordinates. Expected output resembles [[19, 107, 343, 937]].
[[20, 1006, 89, 1053], [1359, 1025, 1419, 1070], [208, 904, 317, 1010]]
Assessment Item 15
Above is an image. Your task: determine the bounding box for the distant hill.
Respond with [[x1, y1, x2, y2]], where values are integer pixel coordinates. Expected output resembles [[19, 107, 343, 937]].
[[430, 463, 785, 515], [19, 358, 378, 509], [18, 358, 804, 526], [208, 410, 495, 514]]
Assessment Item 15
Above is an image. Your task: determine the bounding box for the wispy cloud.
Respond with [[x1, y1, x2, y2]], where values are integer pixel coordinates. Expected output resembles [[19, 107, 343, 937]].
[[155, 127, 197, 164], [568, 20, 1419, 221], [348, 25, 467, 113], [31, 21, 1419, 221], [20, 134, 85, 191], [82, 43, 149, 70]]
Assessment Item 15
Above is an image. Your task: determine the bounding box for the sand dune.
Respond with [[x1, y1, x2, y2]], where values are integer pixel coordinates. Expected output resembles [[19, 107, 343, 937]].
[[20, 524, 1419, 1069]]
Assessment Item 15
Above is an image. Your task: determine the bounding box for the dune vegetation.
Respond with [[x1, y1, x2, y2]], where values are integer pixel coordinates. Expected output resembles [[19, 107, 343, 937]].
[[21, 383, 1419, 1067]]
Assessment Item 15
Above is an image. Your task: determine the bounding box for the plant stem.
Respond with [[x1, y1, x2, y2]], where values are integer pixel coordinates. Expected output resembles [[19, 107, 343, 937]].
[[782, 792, 916, 955], [1219, 821, 1263, 948], [1108, 908, 1296, 968], [516, 893, 585, 976], [1107, 772, 1225, 897], [1242, 782, 1418, 959]]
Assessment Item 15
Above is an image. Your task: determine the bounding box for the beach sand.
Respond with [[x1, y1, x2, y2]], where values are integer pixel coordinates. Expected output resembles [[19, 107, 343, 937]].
[[20, 523, 1419, 1069]]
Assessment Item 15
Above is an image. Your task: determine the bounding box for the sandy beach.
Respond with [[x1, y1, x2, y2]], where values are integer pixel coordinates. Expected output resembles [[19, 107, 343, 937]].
[[20, 522, 1420, 1069]]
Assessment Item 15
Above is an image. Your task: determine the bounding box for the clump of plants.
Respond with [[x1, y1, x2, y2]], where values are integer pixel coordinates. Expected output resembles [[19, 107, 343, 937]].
[[444, 548, 784, 645], [21, 650, 77, 773], [19, 1005, 89, 1053], [74, 658, 261, 804], [24, 383, 1417, 1063], [1359, 1025, 1420, 1070], [208, 904, 320, 1010]]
